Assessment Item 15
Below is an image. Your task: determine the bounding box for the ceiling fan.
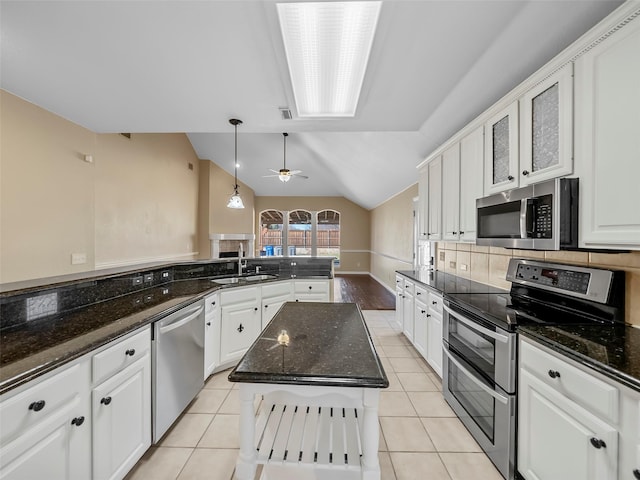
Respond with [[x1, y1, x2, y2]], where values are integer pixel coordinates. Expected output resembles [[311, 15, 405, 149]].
[[264, 132, 308, 182]]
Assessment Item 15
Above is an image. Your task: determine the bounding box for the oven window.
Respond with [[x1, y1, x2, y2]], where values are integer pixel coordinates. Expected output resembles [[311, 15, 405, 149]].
[[477, 200, 521, 238], [448, 315, 496, 383], [448, 357, 495, 442]]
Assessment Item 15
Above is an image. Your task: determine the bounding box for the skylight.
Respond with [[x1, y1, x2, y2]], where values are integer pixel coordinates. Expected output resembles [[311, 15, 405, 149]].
[[277, 1, 382, 117]]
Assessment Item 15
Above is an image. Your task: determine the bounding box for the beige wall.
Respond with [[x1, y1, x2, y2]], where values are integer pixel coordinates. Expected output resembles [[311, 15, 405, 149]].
[[254, 196, 370, 272], [435, 243, 640, 326], [197, 160, 256, 259], [370, 184, 418, 290], [1, 91, 200, 282]]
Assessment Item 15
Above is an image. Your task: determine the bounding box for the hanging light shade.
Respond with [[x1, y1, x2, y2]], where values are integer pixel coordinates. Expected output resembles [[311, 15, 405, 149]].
[[227, 118, 245, 209]]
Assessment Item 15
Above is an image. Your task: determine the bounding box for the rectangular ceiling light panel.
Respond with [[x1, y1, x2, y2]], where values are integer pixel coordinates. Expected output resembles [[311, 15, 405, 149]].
[[277, 1, 381, 117]]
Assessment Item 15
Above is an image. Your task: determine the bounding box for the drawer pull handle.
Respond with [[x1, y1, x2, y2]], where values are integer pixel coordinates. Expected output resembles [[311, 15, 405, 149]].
[[548, 370, 561, 379], [71, 416, 85, 427], [264, 305, 268, 308], [632, 469, 640, 479], [254, 307, 258, 311], [416, 292, 421, 295], [426, 314, 431, 317], [206, 322, 211, 326], [308, 286, 312, 290], [125, 349, 136, 357], [101, 397, 112, 406], [211, 301, 216, 306], [421, 310, 426, 314], [590, 438, 606, 449], [28, 400, 46, 412], [237, 323, 244, 333], [432, 301, 437, 305]]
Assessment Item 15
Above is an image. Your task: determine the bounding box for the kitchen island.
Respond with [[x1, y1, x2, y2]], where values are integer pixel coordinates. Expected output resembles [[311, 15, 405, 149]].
[[229, 302, 388, 480]]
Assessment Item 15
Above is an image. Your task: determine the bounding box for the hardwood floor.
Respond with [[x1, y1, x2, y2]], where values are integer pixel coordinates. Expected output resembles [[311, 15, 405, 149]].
[[333, 273, 396, 310]]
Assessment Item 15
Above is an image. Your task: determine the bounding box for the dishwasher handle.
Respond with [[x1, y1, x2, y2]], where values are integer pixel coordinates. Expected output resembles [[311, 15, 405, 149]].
[[157, 303, 204, 334]]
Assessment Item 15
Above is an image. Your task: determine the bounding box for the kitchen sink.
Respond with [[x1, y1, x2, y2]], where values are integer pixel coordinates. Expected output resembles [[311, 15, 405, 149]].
[[244, 274, 277, 282], [211, 277, 240, 284]]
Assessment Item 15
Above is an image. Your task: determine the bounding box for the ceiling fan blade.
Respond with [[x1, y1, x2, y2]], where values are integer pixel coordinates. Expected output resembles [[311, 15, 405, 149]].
[[262, 174, 280, 178], [293, 174, 309, 179], [268, 169, 280, 174], [289, 170, 302, 175]]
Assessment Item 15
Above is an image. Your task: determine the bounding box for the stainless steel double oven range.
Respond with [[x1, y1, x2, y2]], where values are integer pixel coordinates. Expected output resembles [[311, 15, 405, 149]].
[[442, 258, 625, 480]]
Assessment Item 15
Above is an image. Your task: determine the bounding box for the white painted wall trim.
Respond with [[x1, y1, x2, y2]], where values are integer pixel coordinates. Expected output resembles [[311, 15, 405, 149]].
[[370, 250, 413, 265], [369, 272, 396, 295], [340, 249, 370, 254], [95, 252, 199, 270]]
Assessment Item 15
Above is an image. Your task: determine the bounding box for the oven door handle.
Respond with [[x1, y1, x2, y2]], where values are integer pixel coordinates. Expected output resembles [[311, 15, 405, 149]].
[[442, 345, 509, 405], [443, 304, 509, 343]]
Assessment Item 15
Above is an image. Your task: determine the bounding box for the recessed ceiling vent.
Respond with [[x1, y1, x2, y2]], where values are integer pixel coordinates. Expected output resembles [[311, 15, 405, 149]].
[[279, 107, 293, 120]]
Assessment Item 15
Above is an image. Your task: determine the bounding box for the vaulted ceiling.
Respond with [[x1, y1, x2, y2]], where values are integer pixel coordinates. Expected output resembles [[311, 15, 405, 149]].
[[1, 0, 623, 209]]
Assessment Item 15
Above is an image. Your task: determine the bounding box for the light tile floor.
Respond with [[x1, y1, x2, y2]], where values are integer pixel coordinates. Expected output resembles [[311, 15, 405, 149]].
[[124, 310, 502, 480]]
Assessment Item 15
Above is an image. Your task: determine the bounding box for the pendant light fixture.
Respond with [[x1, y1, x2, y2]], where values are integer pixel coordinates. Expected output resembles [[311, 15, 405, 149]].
[[227, 118, 245, 209]]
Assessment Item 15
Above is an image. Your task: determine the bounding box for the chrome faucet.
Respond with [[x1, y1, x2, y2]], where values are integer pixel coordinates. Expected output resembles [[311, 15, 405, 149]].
[[238, 244, 246, 275]]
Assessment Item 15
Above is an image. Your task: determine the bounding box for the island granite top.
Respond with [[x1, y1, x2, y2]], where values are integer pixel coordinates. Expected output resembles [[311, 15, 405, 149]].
[[228, 302, 389, 389]]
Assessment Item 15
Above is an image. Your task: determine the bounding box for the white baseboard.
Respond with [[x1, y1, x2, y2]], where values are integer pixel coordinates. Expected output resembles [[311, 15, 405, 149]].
[[369, 272, 396, 295]]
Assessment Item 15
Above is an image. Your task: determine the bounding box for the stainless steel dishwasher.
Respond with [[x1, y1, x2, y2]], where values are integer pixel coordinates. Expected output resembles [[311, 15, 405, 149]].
[[152, 299, 205, 443]]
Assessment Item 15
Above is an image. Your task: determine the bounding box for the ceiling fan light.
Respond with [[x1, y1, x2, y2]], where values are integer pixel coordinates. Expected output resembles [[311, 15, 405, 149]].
[[279, 174, 291, 182], [277, 1, 381, 117]]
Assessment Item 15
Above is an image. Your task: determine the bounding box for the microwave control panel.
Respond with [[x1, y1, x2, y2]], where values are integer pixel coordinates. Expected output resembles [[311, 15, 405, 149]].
[[531, 195, 553, 238], [514, 264, 590, 294]]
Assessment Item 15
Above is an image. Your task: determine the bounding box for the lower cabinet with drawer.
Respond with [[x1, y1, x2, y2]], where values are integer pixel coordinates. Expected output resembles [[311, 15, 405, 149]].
[[204, 292, 220, 379], [293, 279, 330, 302], [220, 286, 261, 366], [91, 327, 151, 480], [518, 337, 621, 480], [0, 360, 92, 480], [261, 281, 293, 329]]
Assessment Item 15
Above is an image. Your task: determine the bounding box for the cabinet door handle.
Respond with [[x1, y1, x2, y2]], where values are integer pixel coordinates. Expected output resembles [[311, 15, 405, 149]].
[[308, 286, 312, 290], [254, 307, 258, 311], [416, 292, 421, 295], [459, 231, 464, 235], [452, 231, 457, 235], [237, 323, 244, 333], [211, 301, 216, 306], [71, 416, 85, 427], [206, 322, 211, 326], [100, 397, 112, 406], [426, 314, 431, 317], [125, 349, 136, 357], [632, 469, 640, 479], [432, 301, 437, 305], [507, 175, 514, 181], [421, 310, 426, 314], [548, 370, 561, 379], [590, 438, 606, 449], [522, 170, 530, 176], [264, 305, 268, 308], [28, 400, 46, 412]]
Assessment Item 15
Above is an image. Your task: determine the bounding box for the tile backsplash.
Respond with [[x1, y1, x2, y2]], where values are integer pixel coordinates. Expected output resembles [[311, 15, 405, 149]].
[[435, 243, 640, 326]]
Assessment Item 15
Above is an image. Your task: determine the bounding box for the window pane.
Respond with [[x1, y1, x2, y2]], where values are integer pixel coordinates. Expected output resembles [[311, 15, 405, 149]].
[[260, 210, 283, 256], [317, 210, 340, 266], [288, 210, 312, 256]]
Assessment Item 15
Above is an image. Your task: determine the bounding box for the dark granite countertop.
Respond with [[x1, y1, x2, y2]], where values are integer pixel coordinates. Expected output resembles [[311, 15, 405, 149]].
[[0, 273, 331, 395], [396, 269, 506, 294], [519, 324, 640, 392], [228, 302, 388, 388]]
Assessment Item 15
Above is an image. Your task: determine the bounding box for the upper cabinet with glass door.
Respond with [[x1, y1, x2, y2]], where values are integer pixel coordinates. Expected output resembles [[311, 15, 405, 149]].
[[484, 102, 519, 195], [484, 63, 573, 195], [519, 63, 573, 186]]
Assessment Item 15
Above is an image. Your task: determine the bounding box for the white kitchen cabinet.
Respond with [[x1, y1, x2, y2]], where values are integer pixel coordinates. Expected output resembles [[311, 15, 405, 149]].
[[293, 279, 330, 303], [574, 15, 640, 250], [92, 357, 150, 480], [518, 338, 618, 480], [459, 126, 484, 242], [519, 63, 573, 186], [92, 327, 151, 480], [484, 102, 519, 195], [261, 281, 293, 329], [427, 156, 442, 241], [395, 275, 404, 329], [417, 165, 429, 239], [413, 294, 428, 358], [0, 360, 91, 480], [204, 292, 220, 379], [220, 286, 261, 365], [401, 280, 414, 342], [425, 291, 443, 377], [442, 143, 461, 241]]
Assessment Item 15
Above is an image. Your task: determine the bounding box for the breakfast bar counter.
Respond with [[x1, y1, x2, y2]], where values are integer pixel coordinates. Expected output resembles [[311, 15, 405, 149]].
[[228, 302, 388, 480]]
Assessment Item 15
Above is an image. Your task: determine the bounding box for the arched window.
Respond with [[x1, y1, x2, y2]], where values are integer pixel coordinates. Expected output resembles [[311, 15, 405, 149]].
[[317, 210, 340, 264], [288, 210, 312, 256], [259, 210, 284, 256]]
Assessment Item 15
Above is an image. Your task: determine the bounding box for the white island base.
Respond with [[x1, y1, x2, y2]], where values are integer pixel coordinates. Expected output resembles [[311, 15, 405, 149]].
[[235, 383, 382, 480]]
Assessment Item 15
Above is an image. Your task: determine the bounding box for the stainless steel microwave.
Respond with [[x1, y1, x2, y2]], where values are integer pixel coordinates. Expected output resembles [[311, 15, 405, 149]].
[[476, 178, 578, 250]]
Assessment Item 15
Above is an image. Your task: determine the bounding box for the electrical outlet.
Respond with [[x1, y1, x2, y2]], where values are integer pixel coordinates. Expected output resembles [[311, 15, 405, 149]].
[[161, 271, 170, 279], [439, 251, 445, 261], [144, 273, 153, 283], [71, 253, 87, 265], [449, 261, 457, 269], [460, 263, 468, 271], [132, 276, 143, 286]]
